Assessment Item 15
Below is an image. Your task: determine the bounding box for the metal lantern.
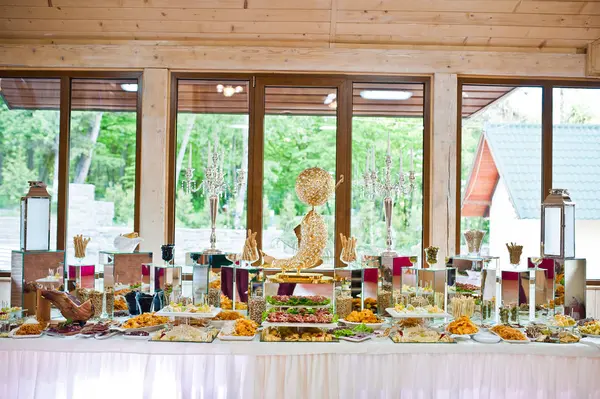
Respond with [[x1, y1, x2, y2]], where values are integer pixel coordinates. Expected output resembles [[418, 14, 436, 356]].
[[541, 188, 575, 259], [20, 181, 51, 251]]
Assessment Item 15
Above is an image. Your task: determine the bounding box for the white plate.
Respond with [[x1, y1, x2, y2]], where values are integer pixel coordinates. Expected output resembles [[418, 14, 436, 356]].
[[581, 333, 600, 338], [386, 308, 451, 319], [9, 329, 42, 339], [490, 330, 530, 343], [262, 322, 338, 329], [450, 334, 473, 340], [76, 333, 96, 339], [338, 335, 371, 343], [472, 333, 501, 344], [115, 324, 167, 333], [340, 320, 385, 330], [95, 331, 120, 340], [156, 308, 221, 319], [123, 333, 150, 340], [217, 333, 256, 341]]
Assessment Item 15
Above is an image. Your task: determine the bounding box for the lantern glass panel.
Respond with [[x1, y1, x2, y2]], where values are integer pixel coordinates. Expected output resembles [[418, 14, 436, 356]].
[[24, 197, 51, 251], [564, 205, 575, 258], [544, 207, 562, 256]]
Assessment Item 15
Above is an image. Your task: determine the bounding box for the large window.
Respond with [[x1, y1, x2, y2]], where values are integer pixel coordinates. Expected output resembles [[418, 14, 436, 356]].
[[552, 87, 600, 278], [262, 85, 338, 261], [351, 82, 425, 256], [460, 84, 542, 265], [173, 79, 249, 265], [0, 73, 141, 272], [0, 78, 60, 269], [66, 78, 139, 266], [169, 75, 430, 266]]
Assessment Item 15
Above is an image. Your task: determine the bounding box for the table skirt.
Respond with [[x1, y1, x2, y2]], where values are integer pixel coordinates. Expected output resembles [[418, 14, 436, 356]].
[[2, 339, 600, 399]]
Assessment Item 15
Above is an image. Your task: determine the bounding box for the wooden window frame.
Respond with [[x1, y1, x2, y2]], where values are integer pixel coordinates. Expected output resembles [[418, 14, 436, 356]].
[[455, 76, 600, 252], [0, 70, 143, 251], [167, 73, 431, 264]]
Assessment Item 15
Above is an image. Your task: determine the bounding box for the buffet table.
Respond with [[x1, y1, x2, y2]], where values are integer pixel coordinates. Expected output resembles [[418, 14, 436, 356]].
[[2, 337, 600, 399]]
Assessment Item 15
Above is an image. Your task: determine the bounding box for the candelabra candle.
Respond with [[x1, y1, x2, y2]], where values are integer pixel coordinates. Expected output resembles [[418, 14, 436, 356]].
[[362, 137, 416, 256]]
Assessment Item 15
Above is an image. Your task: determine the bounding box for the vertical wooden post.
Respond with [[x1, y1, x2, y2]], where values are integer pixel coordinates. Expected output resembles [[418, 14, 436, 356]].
[[431, 73, 458, 263], [139, 68, 170, 262]]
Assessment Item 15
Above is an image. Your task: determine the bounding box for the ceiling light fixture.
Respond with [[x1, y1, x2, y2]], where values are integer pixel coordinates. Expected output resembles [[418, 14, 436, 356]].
[[120, 83, 138, 92], [359, 90, 412, 100], [217, 84, 244, 97]]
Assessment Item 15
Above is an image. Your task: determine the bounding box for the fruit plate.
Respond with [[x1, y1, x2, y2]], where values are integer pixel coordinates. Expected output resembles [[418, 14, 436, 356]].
[[8, 329, 42, 339], [386, 308, 451, 319], [339, 320, 385, 330], [338, 335, 371, 343], [217, 333, 256, 341]]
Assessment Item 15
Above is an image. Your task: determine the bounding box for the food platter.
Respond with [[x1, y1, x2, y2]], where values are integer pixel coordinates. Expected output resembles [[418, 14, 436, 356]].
[[261, 322, 337, 329], [155, 308, 221, 319], [8, 329, 42, 339], [386, 308, 451, 319], [266, 304, 330, 309], [114, 324, 167, 333], [339, 320, 385, 330], [490, 330, 530, 344]]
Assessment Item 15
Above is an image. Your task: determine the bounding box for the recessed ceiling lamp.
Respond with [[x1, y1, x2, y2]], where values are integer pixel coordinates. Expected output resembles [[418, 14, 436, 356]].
[[359, 90, 412, 100], [120, 83, 138, 92], [324, 93, 337, 109], [217, 84, 244, 97]]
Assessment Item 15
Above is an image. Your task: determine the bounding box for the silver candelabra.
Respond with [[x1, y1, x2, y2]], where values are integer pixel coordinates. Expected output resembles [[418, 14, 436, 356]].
[[181, 141, 245, 254], [362, 132, 415, 257]]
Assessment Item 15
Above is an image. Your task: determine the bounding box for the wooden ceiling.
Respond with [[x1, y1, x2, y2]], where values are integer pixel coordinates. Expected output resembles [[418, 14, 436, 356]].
[[0, 1, 599, 53], [0, 78, 511, 117]]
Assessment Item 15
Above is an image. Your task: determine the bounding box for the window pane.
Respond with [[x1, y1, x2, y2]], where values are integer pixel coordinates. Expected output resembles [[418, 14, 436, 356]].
[[460, 85, 542, 265], [262, 86, 337, 263], [0, 77, 60, 269], [67, 79, 138, 268], [351, 82, 424, 256], [552, 87, 600, 278], [175, 80, 249, 265]]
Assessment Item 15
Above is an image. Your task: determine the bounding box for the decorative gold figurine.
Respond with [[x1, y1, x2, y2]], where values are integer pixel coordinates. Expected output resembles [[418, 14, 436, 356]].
[[267, 167, 344, 272]]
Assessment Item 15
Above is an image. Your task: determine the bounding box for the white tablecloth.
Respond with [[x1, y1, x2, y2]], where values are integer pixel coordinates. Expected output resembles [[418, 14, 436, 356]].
[[2, 336, 600, 399]]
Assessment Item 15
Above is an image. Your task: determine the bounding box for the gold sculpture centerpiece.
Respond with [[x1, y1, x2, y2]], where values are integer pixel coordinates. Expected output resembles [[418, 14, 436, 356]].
[[267, 167, 343, 283]]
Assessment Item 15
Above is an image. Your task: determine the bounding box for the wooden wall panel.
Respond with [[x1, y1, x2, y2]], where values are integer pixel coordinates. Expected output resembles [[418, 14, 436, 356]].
[[1, 0, 600, 52], [0, 44, 588, 77], [139, 68, 169, 262], [431, 73, 457, 263]]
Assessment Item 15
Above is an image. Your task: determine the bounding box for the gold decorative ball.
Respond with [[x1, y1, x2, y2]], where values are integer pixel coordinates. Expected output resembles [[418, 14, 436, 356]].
[[295, 167, 335, 207]]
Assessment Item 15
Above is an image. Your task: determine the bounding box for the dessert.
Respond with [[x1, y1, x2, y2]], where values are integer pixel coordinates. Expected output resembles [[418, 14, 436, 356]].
[[122, 313, 169, 329], [393, 303, 444, 314], [345, 309, 382, 324], [446, 316, 479, 335], [490, 325, 527, 341]]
